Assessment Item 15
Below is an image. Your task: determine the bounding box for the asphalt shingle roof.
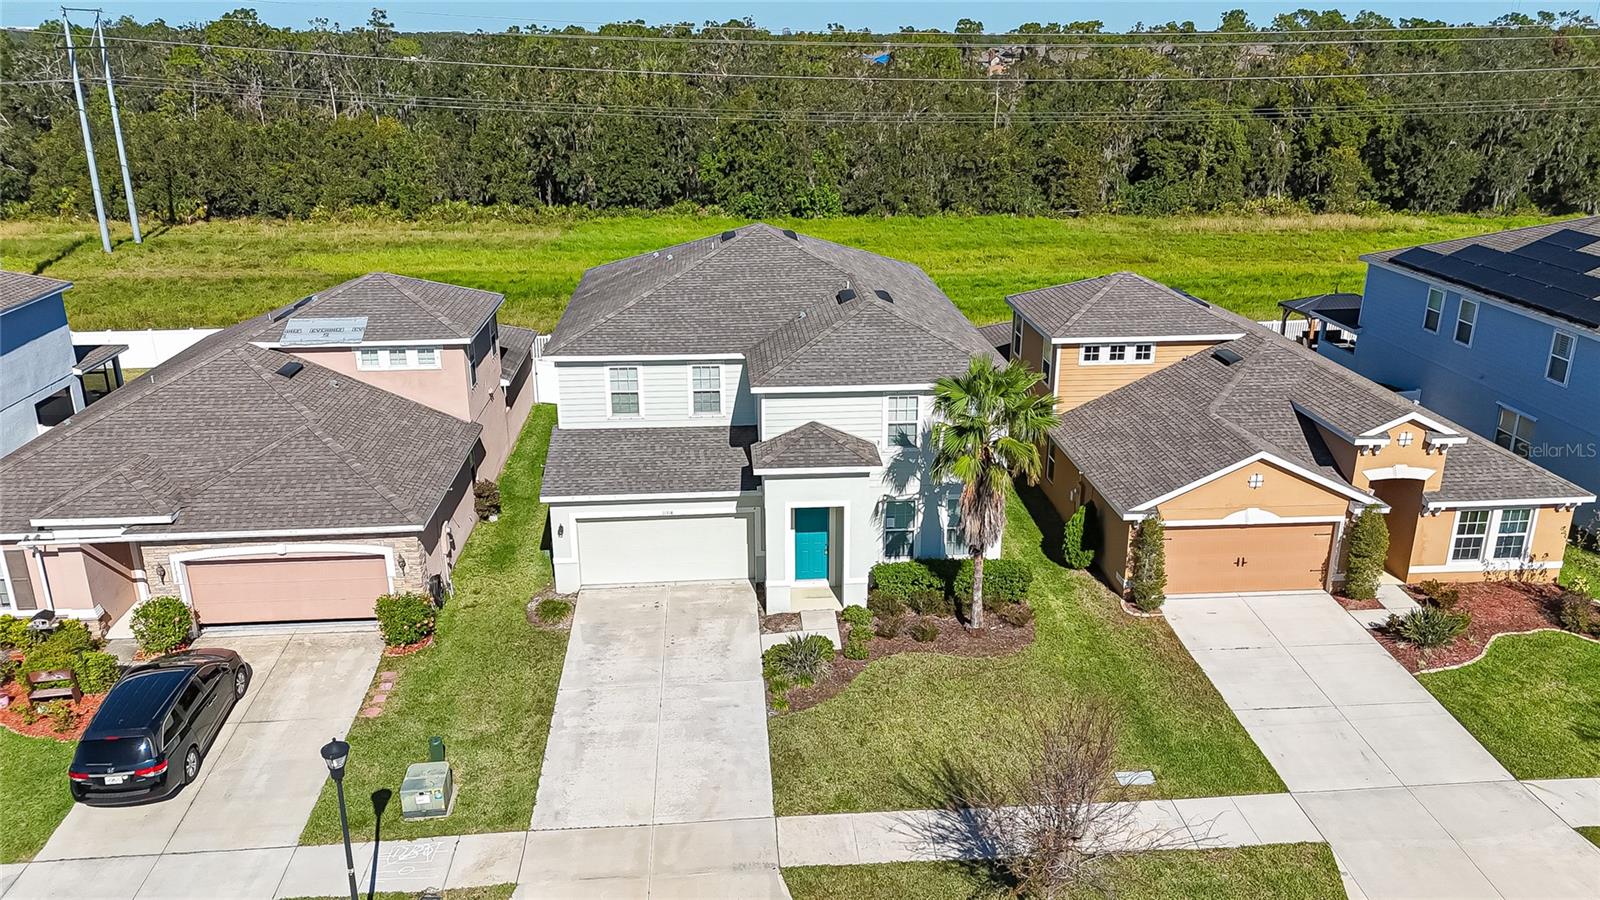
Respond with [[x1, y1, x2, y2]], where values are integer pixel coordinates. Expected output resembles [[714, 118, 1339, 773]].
[[546, 224, 996, 387], [752, 421, 881, 471], [1049, 290, 1589, 513], [497, 324, 538, 383], [1, 313, 483, 537], [541, 426, 759, 499], [253, 273, 503, 344], [73, 343, 129, 372], [0, 271, 71, 313], [1008, 272, 1241, 341]]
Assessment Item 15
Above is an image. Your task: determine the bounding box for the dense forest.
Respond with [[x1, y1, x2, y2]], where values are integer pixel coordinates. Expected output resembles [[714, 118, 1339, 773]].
[[2, 8, 1598, 221]]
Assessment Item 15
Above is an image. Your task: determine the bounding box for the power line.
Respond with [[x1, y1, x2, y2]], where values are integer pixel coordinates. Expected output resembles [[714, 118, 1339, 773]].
[[65, 35, 1600, 86]]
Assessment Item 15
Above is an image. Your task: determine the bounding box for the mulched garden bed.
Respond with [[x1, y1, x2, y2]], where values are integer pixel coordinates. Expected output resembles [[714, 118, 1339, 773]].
[[761, 613, 801, 634], [383, 634, 434, 657], [1332, 593, 1383, 611], [779, 614, 1035, 713], [1373, 579, 1569, 672], [0, 682, 103, 741]]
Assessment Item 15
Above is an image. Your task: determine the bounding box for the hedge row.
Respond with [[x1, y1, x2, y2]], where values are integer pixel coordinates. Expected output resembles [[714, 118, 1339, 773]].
[[869, 558, 1033, 615]]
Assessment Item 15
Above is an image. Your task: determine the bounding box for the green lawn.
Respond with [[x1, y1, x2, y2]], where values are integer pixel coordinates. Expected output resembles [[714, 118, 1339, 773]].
[[1580, 827, 1600, 848], [0, 729, 77, 863], [782, 843, 1344, 900], [1419, 630, 1600, 780], [2, 213, 1552, 331], [767, 485, 1283, 816], [1562, 544, 1600, 597], [300, 405, 565, 844]]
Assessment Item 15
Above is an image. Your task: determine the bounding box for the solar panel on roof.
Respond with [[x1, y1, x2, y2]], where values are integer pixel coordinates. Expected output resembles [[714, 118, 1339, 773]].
[[1543, 228, 1599, 251], [1388, 240, 1600, 327]]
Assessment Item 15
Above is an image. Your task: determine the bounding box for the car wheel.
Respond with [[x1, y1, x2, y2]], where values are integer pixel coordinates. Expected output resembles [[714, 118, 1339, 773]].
[[183, 746, 201, 784], [233, 664, 251, 699]]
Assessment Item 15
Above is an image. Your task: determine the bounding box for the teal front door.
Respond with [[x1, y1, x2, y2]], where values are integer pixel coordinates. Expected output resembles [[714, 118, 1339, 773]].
[[794, 508, 831, 581]]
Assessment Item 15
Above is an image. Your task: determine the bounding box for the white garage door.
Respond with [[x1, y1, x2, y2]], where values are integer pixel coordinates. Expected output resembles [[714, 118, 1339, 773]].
[[577, 515, 752, 586]]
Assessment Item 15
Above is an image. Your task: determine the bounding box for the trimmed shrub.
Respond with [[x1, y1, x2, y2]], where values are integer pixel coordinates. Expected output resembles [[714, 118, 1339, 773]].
[[866, 591, 906, 620], [1344, 507, 1389, 601], [1129, 514, 1168, 612], [1384, 607, 1470, 650], [909, 618, 940, 643], [73, 651, 121, 694], [996, 603, 1035, 627], [841, 605, 873, 629], [763, 634, 835, 687], [40, 619, 94, 656], [131, 596, 194, 656], [22, 647, 75, 681], [869, 561, 945, 610], [1554, 591, 1596, 635], [874, 613, 907, 639], [0, 615, 36, 650], [534, 598, 573, 624], [373, 592, 436, 647], [1061, 504, 1096, 569], [473, 479, 502, 520], [1415, 579, 1462, 610], [843, 625, 870, 660], [955, 558, 1034, 608]]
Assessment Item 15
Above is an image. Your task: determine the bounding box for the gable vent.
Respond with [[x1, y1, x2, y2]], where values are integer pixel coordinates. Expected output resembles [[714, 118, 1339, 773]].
[[873, 289, 893, 303], [720, 230, 737, 242], [276, 361, 304, 378], [1211, 348, 1244, 366], [836, 289, 856, 304], [782, 229, 798, 240]]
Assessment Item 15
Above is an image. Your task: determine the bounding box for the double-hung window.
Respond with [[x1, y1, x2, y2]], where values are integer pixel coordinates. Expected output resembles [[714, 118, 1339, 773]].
[[1495, 406, 1534, 457], [1011, 317, 1023, 356], [1453, 298, 1478, 346], [1423, 288, 1444, 333], [883, 499, 916, 559], [1040, 348, 1053, 384], [887, 396, 919, 447], [1450, 510, 1490, 561], [944, 496, 963, 550], [1547, 331, 1575, 386], [1492, 508, 1532, 560], [691, 365, 722, 415], [1045, 450, 1056, 482], [608, 367, 641, 417]]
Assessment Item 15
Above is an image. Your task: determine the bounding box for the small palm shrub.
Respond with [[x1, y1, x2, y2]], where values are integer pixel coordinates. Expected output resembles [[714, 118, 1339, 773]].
[[841, 605, 872, 629], [534, 598, 573, 625], [763, 634, 835, 687], [1385, 607, 1470, 650], [1062, 504, 1096, 569], [1344, 507, 1389, 601], [909, 618, 940, 643], [1129, 514, 1167, 611], [373, 592, 436, 647], [131, 597, 193, 656]]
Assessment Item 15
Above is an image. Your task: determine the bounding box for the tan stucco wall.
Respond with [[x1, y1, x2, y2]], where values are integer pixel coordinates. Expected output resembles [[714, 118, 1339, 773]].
[[24, 543, 138, 620], [1039, 440, 1132, 588], [1054, 341, 1218, 411], [1408, 505, 1575, 582], [1372, 480, 1424, 580], [1156, 460, 1351, 522], [1316, 421, 1450, 493]]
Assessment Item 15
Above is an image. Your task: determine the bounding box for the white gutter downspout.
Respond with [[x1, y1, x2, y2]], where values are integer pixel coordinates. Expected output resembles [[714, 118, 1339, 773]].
[[28, 545, 55, 611]]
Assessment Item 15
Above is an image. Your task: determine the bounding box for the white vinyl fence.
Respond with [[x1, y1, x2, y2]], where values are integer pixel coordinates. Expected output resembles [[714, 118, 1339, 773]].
[[72, 328, 220, 369]]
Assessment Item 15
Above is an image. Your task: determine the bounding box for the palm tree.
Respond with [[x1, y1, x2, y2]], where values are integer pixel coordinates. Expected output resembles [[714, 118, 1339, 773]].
[[931, 357, 1061, 628]]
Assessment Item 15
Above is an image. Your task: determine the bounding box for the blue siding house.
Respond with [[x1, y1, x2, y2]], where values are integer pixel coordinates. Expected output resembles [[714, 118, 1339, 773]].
[[1289, 219, 1598, 529], [0, 272, 126, 458]]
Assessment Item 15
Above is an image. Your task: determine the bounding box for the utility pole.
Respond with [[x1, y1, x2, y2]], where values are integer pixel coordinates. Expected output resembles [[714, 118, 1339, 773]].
[[61, 9, 112, 253], [94, 13, 140, 243]]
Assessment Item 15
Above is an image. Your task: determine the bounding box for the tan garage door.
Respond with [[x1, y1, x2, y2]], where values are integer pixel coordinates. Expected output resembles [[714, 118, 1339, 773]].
[[184, 554, 388, 625], [1163, 524, 1334, 594]]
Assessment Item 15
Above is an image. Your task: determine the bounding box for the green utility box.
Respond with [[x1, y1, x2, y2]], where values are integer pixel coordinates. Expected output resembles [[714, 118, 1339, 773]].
[[400, 761, 453, 819]]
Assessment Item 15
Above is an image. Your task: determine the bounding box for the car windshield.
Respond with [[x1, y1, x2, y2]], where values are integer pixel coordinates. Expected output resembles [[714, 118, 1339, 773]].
[[74, 736, 155, 768]]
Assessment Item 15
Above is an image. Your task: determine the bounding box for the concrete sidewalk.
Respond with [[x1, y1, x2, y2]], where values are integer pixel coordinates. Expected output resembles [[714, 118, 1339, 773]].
[[1166, 591, 1600, 900]]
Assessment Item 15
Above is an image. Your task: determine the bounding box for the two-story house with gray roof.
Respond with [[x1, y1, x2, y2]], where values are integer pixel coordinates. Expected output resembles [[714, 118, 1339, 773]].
[[539, 224, 999, 611]]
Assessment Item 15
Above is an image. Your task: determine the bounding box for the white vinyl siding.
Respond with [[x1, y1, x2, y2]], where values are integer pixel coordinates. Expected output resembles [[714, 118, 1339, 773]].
[[887, 396, 919, 447], [1423, 288, 1444, 333], [608, 367, 641, 417], [1547, 331, 1575, 386], [760, 393, 886, 445], [554, 362, 752, 429], [1453, 298, 1478, 346], [691, 365, 722, 415]]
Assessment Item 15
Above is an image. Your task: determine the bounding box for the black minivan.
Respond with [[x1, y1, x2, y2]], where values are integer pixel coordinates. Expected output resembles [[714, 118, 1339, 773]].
[[69, 650, 250, 806]]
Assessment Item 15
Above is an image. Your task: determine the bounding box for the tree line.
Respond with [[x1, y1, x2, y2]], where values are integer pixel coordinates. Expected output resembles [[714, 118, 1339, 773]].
[[2, 8, 1598, 222]]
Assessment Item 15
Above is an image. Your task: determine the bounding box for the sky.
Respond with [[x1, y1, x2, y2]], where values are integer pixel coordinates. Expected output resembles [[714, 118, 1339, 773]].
[[4, 1, 1583, 33]]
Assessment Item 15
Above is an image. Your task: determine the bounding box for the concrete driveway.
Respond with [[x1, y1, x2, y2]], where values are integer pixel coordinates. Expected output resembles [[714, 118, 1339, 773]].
[[530, 581, 772, 831], [1166, 592, 1600, 899], [28, 628, 380, 866]]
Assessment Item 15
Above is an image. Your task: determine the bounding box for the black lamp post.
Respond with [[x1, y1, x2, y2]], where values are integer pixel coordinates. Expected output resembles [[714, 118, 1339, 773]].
[[320, 738, 358, 900]]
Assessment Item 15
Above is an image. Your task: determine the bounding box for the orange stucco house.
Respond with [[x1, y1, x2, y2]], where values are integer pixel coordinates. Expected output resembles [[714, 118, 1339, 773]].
[[1008, 273, 1593, 596]]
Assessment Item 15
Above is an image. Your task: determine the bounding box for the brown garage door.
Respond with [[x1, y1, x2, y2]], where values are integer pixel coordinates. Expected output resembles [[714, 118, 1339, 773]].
[[184, 554, 388, 625], [1163, 524, 1334, 594]]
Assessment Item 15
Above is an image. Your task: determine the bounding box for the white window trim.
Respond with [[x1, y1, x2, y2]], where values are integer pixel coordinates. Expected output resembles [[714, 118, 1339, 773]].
[[1011, 317, 1023, 356], [0, 549, 15, 611], [1078, 343, 1156, 366], [1494, 403, 1536, 457], [944, 495, 964, 551], [1443, 507, 1539, 569], [1045, 450, 1056, 482], [882, 497, 919, 560], [607, 365, 643, 419], [1453, 298, 1478, 347], [355, 346, 443, 371], [1423, 287, 1445, 333], [1040, 347, 1053, 384], [884, 395, 920, 449], [688, 364, 723, 417], [1546, 329, 1576, 387]]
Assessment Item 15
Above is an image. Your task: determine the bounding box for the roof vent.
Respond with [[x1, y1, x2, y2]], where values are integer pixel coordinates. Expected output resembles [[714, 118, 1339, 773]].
[[836, 288, 856, 304], [873, 289, 893, 303], [267, 294, 317, 322], [782, 229, 797, 240], [276, 361, 304, 378], [720, 230, 737, 242], [1211, 348, 1244, 366]]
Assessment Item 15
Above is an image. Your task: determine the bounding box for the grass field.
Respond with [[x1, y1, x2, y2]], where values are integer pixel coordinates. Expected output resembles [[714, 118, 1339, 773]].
[[782, 843, 1344, 900], [1419, 630, 1600, 780], [0, 729, 77, 863], [766, 484, 1283, 816], [1, 213, 1554, 331], [299, 405, 566, 844]]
